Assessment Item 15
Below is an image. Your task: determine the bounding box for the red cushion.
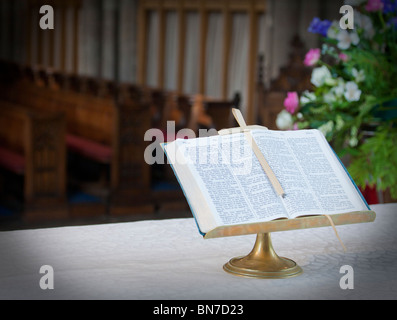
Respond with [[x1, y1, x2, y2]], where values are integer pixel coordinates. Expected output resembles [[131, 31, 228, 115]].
[[359, 185, 379, 205], [66, 134, 112, 163], [0, 146, 25, 174]]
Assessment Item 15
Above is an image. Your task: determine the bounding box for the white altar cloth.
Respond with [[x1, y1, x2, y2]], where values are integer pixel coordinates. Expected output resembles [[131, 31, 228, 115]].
[[0, 203, 396, 300]]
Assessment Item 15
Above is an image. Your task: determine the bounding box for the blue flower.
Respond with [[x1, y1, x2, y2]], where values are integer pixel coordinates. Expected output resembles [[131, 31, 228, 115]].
[[382, 0, 397, 14], [387, 16, 397, 28], [308, 18, 332, 37]]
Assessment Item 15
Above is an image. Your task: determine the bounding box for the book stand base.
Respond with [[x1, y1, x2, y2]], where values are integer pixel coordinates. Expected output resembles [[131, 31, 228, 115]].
[[214, 211, 376, 279], [223, 233, 302, 279]]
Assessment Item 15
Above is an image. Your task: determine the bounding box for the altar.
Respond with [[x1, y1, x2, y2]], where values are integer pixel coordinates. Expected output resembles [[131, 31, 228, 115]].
[[0, 203, 396, 300]]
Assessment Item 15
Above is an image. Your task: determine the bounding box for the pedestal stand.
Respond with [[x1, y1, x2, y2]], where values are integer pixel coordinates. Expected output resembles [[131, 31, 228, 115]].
[[212, 212, 376, 279], [223, 233, 302, 279]]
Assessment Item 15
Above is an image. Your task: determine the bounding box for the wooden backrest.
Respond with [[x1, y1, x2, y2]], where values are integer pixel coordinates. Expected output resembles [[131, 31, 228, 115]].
[[0, 101, 66, 202], [261, 91, 286, 130], [1, 80, 115, 146], [111, 87, 152, 189], [0, 104, 27, 154], [175, 94, 193, 130], [146, 87, 167, 130], [204, 99, 234, 130], [1, 77, 153, 191]]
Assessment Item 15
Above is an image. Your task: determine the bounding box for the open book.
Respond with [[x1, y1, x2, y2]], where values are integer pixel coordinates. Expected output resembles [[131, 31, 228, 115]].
[[163, 127, 371, 238]]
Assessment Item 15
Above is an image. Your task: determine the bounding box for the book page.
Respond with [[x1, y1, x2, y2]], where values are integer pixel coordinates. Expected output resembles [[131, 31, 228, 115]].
[[251, 129, 369, 218], [163, 140, 218, 234], [169, 133, 287, 231]]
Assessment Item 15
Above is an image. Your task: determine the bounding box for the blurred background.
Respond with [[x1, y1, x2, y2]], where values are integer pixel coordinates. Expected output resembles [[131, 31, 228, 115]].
[[0, 0, 357, 230]]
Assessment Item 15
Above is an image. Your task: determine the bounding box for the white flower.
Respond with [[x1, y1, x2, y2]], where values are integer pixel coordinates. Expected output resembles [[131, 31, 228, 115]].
[[318, 121, 334, 136], [352, 68, 365, 82], [351, 32, 360, 44], [325, 77, 337, 86], [300, 90, 316, 105], [344, 81, 362, 101], [335, 115, 345, 131], [311, 66, 332, 87], [349, 136, 358, 147], [332, 78, 345, 97], [276, 110, 294, 130], [337, 30, 360, 50], [354, 10, 375, 39], [327, 21, 341, 40], [349, 127, 359, 147], [324, 92, 336, 104]]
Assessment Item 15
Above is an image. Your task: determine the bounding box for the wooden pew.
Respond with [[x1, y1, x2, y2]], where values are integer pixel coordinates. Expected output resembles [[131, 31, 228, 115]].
[[138, 86, 194, 133], [75, 81, 191, 212], [259, 91, 286, 130], [0, 102, 67, 221], [123, 86, 190, 211], [202, 96, 237, 131], [0, 78, 154, 215], [30, 67, 193, 133], [107, 84, 154, 214], [11, 66, 192, 212]]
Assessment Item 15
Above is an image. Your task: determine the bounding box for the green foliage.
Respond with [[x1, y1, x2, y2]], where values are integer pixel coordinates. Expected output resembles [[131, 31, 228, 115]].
[[346, 49, 397, 98], [279, 4, 397, 197], [348, 125, 397, 198]]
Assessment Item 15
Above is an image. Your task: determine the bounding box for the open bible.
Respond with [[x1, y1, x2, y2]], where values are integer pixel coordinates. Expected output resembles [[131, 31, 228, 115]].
[[163, 127, 371, 238]]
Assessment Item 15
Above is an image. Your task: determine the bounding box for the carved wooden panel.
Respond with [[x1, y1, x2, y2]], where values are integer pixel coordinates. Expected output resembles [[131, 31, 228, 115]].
[[25, 112, 66, 203], [111, 87, 151, 191]]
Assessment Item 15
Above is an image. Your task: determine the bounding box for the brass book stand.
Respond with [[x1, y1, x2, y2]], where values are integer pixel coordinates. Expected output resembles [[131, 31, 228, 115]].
[[219, 212, 375, 279], [224, 232, 303, 279], [215, 109, 376, 279]]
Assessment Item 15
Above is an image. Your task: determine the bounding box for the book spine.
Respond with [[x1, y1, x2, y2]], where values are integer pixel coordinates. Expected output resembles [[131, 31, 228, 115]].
[[162, 143, 206, 237]]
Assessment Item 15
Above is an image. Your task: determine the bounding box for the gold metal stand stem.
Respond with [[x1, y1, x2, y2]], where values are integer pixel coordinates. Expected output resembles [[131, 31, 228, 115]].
[[223, 233, 302, 279]]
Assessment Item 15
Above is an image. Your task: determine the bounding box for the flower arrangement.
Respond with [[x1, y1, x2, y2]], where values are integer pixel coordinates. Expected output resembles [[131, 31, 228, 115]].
[[276, 0, 397, 199]]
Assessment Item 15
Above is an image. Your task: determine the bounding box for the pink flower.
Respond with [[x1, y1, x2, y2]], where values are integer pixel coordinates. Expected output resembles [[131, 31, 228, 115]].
[[284, 92, 299, 114], [304, 48, 321, 66], [338, 53, 349, 62], [365, 0, 383, 12]]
